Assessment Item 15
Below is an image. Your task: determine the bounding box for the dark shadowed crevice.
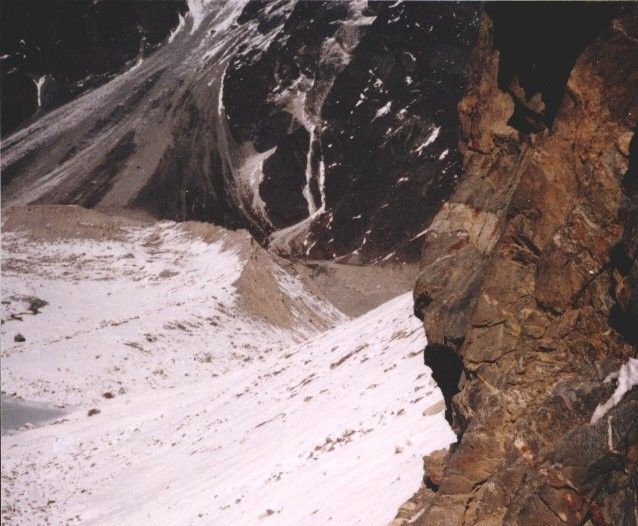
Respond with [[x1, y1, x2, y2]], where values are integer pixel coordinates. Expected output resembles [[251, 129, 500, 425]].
[[622, 125, 638, 196], [259, 126, 311, 228], [610, 243, 633, 277], [610, 127, 638, 346], [487, 3, 626, 131], [413, 293, 432, 321], [424, 476, 440, 493], [423, 344, 464, 425]]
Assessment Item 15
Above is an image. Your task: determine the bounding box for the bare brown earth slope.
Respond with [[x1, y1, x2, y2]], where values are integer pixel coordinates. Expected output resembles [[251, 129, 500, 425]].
[[398, 6, 638, 526]]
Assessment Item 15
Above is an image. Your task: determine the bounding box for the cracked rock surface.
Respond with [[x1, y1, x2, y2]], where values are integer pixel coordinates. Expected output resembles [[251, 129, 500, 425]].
[[412, 5, 638, 525]]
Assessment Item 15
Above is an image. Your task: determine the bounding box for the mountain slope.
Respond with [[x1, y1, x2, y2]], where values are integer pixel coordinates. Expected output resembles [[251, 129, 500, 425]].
[[0, 0, 187, 136], [1, 205, 453, 525], [1, 0, 478, 263]]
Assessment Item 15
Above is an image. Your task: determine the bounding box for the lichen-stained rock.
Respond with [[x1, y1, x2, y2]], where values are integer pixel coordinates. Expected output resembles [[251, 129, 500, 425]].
[[457, 15, 516, 155], [414, 5, 638, 525]]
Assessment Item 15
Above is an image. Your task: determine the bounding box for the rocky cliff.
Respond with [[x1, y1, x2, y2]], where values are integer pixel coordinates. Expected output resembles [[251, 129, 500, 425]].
[[409, 4, 638, 525]]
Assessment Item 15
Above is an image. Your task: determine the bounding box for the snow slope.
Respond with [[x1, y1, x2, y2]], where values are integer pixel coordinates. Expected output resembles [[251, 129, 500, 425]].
[[1, 208, 453, 525]]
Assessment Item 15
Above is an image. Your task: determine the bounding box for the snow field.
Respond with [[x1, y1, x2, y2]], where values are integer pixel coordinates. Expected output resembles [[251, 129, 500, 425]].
[[1, 220, 453, 525]]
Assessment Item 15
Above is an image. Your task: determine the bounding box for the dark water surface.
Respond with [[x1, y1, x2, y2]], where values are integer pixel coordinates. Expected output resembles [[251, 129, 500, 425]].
[[1, 394, 68, 436]]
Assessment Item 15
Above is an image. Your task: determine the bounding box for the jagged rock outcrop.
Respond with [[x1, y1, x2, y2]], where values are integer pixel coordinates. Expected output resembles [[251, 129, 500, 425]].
[[388, 448, 449, 526], [413, 5, 638, 525]]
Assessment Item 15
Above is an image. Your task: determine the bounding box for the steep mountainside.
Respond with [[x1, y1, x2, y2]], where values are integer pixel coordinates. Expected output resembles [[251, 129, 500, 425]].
[[1, 0, 478, 263], [410, 5, 638, 525], [0, 0, 187, 135]]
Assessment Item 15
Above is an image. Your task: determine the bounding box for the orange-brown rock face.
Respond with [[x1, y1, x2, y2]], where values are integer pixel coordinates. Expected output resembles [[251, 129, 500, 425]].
[[414, 6, 637, 525]]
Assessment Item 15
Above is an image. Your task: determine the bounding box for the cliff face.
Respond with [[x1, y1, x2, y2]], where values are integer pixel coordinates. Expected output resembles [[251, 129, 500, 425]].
[[412, 5, 638, 526]]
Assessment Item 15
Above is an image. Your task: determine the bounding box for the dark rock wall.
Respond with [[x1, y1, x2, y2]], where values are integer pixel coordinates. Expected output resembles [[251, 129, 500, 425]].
[[414, 5, 638, 525], [224, 0, 480, 261], [309, 2, 477, 261], [0, 0, 187, 136], [1, 1, 478, 264]]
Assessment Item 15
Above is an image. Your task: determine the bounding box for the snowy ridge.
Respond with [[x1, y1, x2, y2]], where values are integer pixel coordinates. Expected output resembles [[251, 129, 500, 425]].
[[1, 211, 453, 526], [187, 0, 247, 35]]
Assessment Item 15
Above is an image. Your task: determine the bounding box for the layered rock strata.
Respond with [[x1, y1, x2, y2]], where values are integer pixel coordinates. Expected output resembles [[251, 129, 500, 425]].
[[412, 6, 638, 525]]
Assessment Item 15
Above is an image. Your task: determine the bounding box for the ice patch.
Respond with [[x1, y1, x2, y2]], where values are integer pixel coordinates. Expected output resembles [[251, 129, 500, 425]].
[[168, 13, 186, 43], [217, 64, 227, 116], [590, 358, 638, 424], [35, 75, 47, 108], [409, 228, 430, 241], [374, 101, 392, 119], [235, 146, 276, 223], [186, 0, 209, 33], [188, 0, 248, 35], [35, 76, 46, 108], [415, 126, 441, 155]]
